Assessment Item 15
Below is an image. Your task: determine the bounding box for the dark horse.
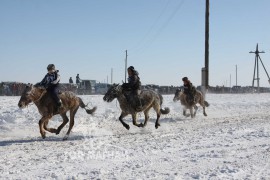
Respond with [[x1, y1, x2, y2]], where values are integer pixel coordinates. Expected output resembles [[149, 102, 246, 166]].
[[18, 84, 97, 140], [173, 89, 209, 118], [103, 84, 170, 130]]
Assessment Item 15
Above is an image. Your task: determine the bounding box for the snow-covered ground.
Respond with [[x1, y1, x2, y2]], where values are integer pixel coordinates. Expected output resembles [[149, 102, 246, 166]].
[[0, 93, 269, 179]]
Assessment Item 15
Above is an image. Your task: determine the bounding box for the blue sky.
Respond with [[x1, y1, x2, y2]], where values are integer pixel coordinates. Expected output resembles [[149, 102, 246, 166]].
[[0, 0, 270, 87]]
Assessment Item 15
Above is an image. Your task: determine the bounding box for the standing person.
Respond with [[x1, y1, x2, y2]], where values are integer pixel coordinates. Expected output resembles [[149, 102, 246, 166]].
[[122, 66, 142, 110], [76, 74, 81, 87], [69, 77, 73, 84], [39, 64, 62, 108], [182, 77, 196, 103]]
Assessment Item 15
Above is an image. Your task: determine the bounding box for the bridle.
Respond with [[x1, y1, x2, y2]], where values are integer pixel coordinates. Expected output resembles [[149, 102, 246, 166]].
[[30, 87, 47, 103]]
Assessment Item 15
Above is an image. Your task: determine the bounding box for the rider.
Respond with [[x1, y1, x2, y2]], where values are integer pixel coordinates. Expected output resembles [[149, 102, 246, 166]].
[[182, 77, 196, 103], [122, 66, 142, 111], [76, 74, 82, 88], [39, 64, 62, 109]]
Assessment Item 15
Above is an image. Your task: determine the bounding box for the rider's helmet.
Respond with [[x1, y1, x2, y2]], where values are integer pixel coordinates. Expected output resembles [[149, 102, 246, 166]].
[[128, 66, 135, 71], [47, 64, 55, 71], [182, 77, 188, 82]]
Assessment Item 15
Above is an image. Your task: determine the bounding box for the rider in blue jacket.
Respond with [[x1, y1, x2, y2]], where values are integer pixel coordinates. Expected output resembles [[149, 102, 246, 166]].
[[39, 64, 62, 108]]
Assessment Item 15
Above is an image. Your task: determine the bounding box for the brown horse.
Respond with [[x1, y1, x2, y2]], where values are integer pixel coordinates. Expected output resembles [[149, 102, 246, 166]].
[[103, 84, 170, 130], [173, 89, 209, 118], [18, 84, 97, 140]]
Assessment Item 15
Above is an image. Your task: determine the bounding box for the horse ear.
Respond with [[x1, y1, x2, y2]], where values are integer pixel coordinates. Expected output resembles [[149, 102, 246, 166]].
[[26, 83, 31, 87], [116, 84, 121, 90]]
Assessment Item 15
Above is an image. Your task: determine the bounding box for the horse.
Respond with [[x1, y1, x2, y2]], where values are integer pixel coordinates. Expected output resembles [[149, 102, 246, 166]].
[[173, 89, 209, 118], [103, 84, 170, 130], [18, 84, 97, 140]]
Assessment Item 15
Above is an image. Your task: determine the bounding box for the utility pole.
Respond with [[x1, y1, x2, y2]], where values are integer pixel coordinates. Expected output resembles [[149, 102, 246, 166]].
[[111, 68, 113, 84], [236, 65, 237, 86], [202, 0, 209, 97], [205, 0, 209, 88], [230, 74, 231, 93], [125, 50, 128, 83], [250, 43, 269, 93]]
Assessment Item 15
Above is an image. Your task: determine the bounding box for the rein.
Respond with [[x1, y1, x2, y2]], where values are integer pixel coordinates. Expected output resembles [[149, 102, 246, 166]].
[[31, 90, 46, 103]]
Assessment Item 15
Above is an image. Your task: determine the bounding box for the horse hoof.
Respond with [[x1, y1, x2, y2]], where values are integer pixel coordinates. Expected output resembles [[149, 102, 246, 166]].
[[63, 135, 69, 141], [41, 134, 46, 139], [56, 129, 61, 135], [139, 123, 144, 128], [204, 113, 207, 116], [124, 124, 130, 130], [155, 123, 160, 129]]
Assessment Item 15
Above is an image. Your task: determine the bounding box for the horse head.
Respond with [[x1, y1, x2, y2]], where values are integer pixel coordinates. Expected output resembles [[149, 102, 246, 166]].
[[173, 88, 182, 102], [18, 83, 47, 108], [103, 83, 122, 102], [18, 84, 34, 108]]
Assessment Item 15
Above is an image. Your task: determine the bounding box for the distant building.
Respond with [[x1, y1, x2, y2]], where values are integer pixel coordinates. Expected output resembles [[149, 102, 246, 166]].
[[95, 83, 109, 94], [144, 84, 159, 92], [77, 80, 96, 95]]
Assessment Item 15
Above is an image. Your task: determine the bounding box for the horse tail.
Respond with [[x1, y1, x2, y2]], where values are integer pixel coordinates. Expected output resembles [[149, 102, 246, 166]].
[[204, 101, 210, 107], [78, 97, 97, 114], [160, 107, 170, 114], [158, 93, 170, 114]]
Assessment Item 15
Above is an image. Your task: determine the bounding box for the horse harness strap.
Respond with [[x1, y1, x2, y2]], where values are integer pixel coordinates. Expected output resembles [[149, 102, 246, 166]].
[[32, 90, 47, 103]]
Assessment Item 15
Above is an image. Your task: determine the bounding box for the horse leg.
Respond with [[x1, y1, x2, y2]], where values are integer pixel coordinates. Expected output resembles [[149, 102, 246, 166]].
[[39, 116, 51, 139], [43, 119, 57, 134], [56, 112, 69, 135], [132, 113, 141, 127], [193, 105, 198, 117], [183, 109, 186, 116], [155, 113, 161, 129], [199, 98, 208, 116], [183, 109, 190, 117], [153, 104, 161, 129], [141, 107, 151, 128], [119, 112, 130, 130], [203, 106, 207, 116], [63, 107, 79, 140], [190, 107, 194, 118]]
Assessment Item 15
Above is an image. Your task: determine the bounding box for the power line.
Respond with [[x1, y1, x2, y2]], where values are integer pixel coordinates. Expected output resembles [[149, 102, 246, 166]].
[[129, 0, 171, 52], [130, 0, 186, 55]]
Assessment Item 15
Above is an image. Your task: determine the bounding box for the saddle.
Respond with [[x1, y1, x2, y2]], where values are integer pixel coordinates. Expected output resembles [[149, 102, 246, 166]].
[[185, 93, 196, 105]]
